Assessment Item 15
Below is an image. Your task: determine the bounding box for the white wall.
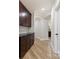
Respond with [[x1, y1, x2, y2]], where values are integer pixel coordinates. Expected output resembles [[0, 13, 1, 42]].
[[34, 17, 48, 40], [45, 16, 51, 31]]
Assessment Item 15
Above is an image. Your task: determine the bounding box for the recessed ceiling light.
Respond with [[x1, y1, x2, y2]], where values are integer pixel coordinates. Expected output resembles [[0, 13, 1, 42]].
[[41, 8, 45, 11]]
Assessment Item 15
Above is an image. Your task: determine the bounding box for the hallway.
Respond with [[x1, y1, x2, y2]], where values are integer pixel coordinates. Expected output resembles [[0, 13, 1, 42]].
[[22, 39, 59, 59]]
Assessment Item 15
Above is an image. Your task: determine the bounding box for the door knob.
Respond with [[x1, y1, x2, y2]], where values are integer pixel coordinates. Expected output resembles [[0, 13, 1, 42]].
[[56, 33, 59, 35]]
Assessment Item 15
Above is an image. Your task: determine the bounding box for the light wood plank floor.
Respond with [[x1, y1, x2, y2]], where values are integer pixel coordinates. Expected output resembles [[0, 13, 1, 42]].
[[22, 39, 59, 59]]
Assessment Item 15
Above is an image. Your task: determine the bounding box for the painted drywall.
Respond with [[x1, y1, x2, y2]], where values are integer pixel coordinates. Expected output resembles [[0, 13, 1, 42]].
[[20, 0, 55, 14], [34, 17, 48, 40], [45, 15, 51, 31]]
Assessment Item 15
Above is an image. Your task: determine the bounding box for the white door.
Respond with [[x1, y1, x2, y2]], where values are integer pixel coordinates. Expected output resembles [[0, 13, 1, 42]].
[[34, 17, 48, 40], [53, 9, 60, 55]]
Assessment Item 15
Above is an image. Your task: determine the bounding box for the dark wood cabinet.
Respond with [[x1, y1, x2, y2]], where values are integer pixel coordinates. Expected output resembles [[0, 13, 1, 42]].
[[19, 33, 34, 58], [19, 1, 31, 27]]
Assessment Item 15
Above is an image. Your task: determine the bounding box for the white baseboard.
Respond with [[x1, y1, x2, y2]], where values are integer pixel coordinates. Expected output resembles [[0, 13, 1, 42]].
[[35, 37, 49, 40]]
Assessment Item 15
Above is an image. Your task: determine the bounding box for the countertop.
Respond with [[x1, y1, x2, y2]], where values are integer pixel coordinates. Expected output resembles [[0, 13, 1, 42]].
[[19, 32, 34, 37]]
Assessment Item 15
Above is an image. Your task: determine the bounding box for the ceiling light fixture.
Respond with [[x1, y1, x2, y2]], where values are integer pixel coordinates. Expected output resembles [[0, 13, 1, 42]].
[[41, 8, 45, 11]]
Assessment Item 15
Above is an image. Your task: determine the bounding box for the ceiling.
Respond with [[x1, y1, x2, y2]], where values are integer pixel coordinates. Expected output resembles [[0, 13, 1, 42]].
[[20, 0, 57, 18]]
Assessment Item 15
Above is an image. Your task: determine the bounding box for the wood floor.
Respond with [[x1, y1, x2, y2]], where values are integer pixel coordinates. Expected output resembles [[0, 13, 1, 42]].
[[22, 39, 59, 59]]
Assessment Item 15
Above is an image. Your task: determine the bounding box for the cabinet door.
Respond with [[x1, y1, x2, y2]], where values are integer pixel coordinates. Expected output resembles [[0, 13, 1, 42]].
[[26, 15, 31, 27], [19, 1, 31, 27], [19, 36, 29, 58], [19, 33, 34, 58]]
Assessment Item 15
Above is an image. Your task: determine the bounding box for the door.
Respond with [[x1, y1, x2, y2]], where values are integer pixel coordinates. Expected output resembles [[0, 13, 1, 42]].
[[34, 17, 48, 40], [53, 9, 60, 55]]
